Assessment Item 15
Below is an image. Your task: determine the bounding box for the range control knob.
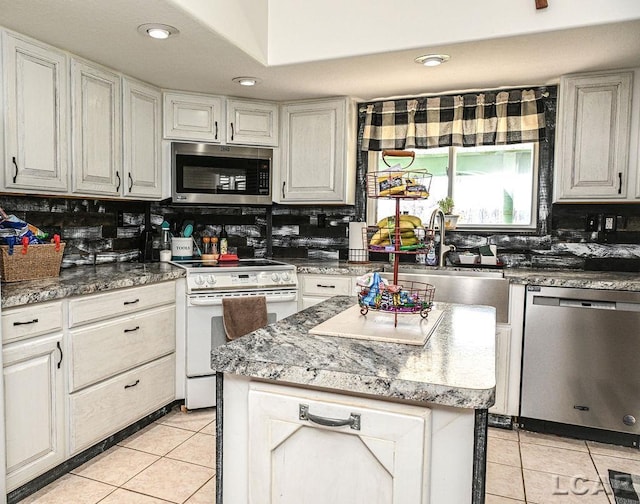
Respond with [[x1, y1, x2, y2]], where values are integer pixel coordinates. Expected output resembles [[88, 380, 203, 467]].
[[207, 275, 216, 285], [194, 275, 205, 286], [281, 272, 290, 282], [271, 272, 281, 282]]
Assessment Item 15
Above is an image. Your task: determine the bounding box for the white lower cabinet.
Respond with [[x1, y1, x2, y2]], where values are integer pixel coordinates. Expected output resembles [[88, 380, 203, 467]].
[[67, 282, 176, 455], [299, 274, 355, 310], [3, 333, 65, 491], [69, 354, 175, 454], [1, 281, 177, 490], [248, 383, 430, 504]]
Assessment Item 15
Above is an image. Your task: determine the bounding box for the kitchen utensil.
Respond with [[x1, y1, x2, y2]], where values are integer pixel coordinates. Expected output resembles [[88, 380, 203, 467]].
[[182, 223, 194, 238]]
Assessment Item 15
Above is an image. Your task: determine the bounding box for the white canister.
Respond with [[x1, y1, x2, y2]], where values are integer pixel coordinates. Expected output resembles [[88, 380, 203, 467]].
[[171, 237, 193, 259], [159, 249, 172, 262]]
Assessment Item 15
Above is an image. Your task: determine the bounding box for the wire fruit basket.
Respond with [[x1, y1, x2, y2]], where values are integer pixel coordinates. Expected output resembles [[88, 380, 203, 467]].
[[357, 280, 435, 319]]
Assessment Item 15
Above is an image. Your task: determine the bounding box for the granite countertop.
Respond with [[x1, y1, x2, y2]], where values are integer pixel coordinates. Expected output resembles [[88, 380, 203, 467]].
[[1, 262, 185, 309], [285, 258, 640, 292], [210, 295, 497, 409], [503, 268, 640, 291]]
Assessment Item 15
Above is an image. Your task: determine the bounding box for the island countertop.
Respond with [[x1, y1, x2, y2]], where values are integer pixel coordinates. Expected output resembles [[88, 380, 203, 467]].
[[210, 295, 496, 409]]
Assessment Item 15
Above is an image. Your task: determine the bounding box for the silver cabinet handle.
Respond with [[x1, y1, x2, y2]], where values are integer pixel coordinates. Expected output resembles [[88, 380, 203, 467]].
[[299, 404, 361, 430]]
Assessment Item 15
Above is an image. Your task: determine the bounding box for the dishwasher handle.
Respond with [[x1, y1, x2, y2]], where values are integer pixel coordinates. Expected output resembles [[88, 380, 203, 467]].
[[558, 298, 617, 310]]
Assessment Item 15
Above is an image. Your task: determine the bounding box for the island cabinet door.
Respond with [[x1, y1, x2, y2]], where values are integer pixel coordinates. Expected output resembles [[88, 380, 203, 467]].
[[248, 387, 431, 504]]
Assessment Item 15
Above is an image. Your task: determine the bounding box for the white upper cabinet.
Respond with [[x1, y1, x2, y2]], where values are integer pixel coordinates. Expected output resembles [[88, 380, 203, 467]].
[[275, 97, 356, 204], [71, 59, 122, 196], [2, 31, 69, 193], [226, 98, 278, 146], [554, 70, 633, 202], [163, 92, 223, 143], [123, 78, 162, 199]]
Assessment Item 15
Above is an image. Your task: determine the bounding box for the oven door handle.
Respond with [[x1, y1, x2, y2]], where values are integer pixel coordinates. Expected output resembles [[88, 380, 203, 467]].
[[189, 293, 298, 306]]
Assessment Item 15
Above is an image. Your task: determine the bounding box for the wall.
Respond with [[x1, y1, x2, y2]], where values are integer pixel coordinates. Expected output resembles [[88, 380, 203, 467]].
[[1, 85, 638, 270]]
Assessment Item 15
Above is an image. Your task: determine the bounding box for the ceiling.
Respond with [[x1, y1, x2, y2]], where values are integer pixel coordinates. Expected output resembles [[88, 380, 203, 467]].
[[1, 0, 640, 102]]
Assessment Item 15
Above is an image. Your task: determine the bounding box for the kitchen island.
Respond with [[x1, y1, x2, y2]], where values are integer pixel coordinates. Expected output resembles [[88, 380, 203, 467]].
[[211, 295, 496, 504]]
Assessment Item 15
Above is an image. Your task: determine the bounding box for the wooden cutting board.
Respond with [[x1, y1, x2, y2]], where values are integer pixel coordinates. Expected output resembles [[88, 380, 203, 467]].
[[309, 305, 444, 346]]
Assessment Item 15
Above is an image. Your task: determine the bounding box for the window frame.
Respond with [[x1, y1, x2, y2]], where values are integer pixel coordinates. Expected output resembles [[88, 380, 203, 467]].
[[367, 143, 540, 232]]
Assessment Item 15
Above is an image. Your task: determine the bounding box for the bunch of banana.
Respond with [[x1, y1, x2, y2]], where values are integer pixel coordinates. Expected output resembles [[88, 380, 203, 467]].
[[370, 214, 422, 247]]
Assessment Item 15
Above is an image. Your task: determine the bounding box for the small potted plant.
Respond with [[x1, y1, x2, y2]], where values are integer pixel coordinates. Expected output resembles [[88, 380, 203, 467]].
[[437, 197, 460, 230]]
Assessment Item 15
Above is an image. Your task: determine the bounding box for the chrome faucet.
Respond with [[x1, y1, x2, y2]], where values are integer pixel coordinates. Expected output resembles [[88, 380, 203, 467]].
[[428, 209, 456, 267]]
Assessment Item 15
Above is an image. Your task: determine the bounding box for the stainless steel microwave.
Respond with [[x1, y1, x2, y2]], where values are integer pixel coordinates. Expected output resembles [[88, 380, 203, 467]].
[[171, 142, 272, 205]]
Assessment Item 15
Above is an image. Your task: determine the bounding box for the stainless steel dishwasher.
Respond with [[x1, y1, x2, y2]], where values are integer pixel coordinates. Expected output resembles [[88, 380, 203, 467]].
[[520, 285, 640, 445]]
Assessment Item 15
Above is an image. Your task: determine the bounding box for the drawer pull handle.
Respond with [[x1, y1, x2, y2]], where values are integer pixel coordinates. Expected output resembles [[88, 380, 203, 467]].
[[124, 299, 140, 305], [317, 284, 336, 289], [299, 404, 361, 431], [124, 326, 140, 333], [13, 318, 38, 326], [124, 379, 140, 389], [56, 341, 63, 369]]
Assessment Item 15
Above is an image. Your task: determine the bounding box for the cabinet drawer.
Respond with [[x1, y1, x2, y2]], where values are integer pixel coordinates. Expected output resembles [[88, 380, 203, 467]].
[[69, 354, 175, 454], [68, 281, 175, 327], [2, 301, 63, 344], [302, 275, 352, 297], [69, 305, 175, 392]]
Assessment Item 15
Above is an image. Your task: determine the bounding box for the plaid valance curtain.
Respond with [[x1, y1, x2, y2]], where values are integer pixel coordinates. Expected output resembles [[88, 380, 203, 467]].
[[361, 89, 547, 151]]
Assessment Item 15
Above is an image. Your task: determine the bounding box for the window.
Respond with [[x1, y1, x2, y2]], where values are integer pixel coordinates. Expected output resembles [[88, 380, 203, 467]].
[[371, 143, 538, 230]]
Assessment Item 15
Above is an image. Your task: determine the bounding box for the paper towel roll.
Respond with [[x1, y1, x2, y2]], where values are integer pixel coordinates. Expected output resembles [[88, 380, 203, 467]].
[[348, 222, 368, 262]]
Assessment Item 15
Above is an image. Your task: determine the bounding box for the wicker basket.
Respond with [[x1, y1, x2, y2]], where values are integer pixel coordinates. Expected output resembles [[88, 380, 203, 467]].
[[0, 243, 65, 282]]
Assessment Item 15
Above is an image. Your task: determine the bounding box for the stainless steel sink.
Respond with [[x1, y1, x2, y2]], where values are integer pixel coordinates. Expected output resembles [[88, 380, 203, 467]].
[[381, 268, 509, 323]]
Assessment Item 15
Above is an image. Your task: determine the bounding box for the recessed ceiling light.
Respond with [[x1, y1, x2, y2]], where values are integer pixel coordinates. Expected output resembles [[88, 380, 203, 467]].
[[232, 77, 261, 86], [414, 54, 450, 67], [137, 24, 179, 40]]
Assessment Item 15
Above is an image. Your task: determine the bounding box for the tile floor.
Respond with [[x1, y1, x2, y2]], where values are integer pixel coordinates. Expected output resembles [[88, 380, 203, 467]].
[[487, 426, 640, 503], [21, 406, 217, 504], [17, 410, 640, 504]]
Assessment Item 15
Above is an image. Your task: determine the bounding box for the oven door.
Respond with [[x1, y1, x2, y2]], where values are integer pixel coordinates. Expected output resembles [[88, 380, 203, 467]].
[[186, 290, 298, 378]]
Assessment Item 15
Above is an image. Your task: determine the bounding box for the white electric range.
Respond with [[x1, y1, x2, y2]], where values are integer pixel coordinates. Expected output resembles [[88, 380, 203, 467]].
[[170, 259, 298, 409]]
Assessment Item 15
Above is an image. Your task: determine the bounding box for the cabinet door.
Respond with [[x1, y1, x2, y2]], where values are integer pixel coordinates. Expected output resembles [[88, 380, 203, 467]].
[[489, 325, 511, 416], [3, 333, 65, 491], [71, 59, 122, 196], [555, 71, 633, 201], [278, 98, 354, 204], [249, 387, 430, 504], [2, 32, 68, 192], [123, 78, 162, 199], [226, 99, 278, 146], [163, 92, 222, 142]]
